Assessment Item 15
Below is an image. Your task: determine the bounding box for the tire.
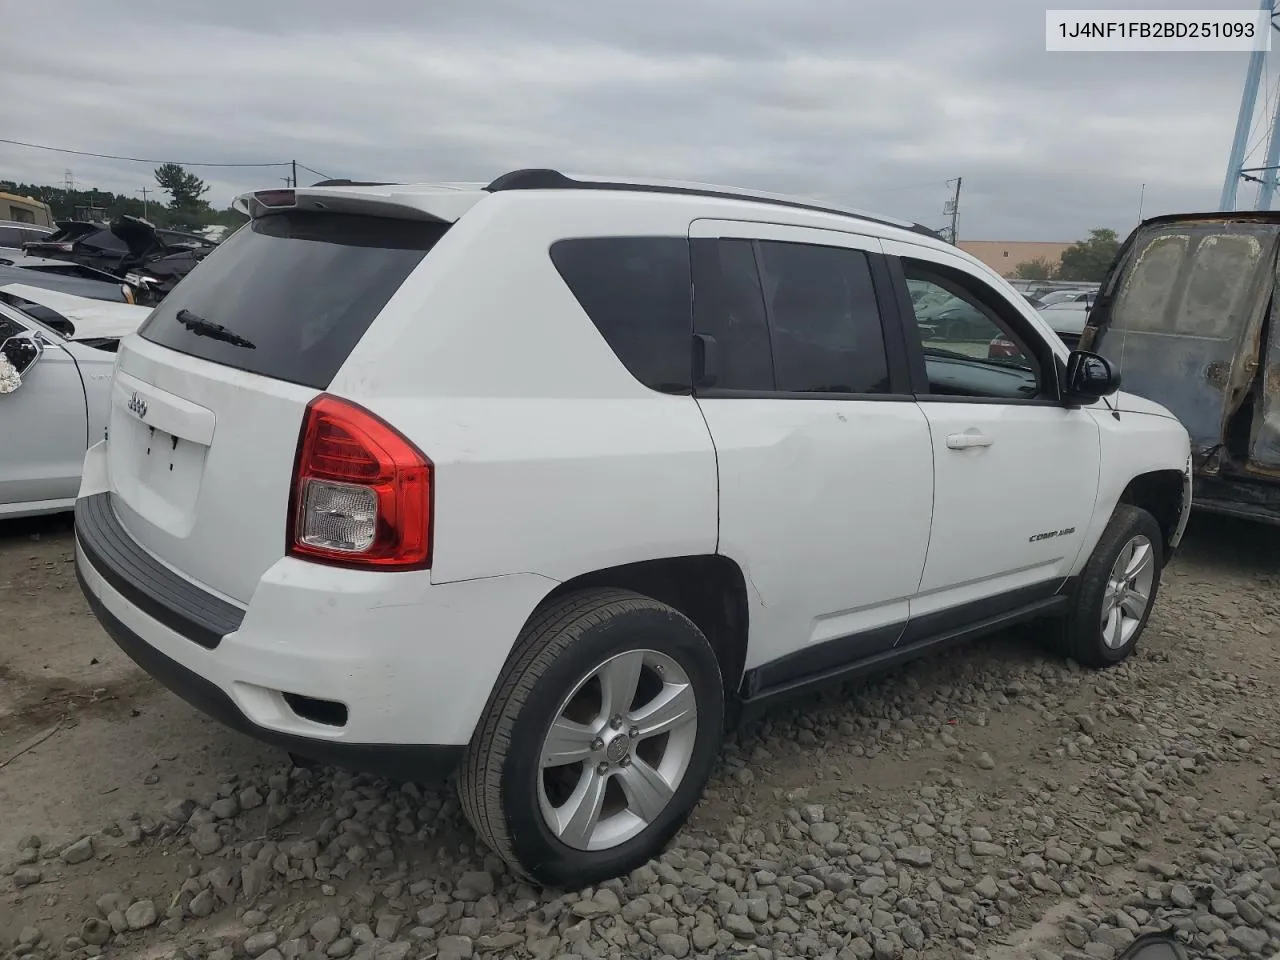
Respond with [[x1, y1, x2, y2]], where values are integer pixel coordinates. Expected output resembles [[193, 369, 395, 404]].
[[458, 588, 725, 887], [1052, 504, 1163, 668]]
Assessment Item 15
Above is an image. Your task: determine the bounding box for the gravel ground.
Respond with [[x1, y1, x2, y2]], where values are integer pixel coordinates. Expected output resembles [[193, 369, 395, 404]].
[[2, 511, 1280, 960]]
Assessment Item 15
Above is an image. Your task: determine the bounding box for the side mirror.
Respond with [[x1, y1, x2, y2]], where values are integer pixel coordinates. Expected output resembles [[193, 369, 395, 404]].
[[0, 333, 43, 391], [1064, 349, 1120, 403]]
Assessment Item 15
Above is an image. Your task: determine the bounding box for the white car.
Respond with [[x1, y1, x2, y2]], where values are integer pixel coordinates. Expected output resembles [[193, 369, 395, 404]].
[[74, 171, 1192, 886], [0, 284, 152, 517]]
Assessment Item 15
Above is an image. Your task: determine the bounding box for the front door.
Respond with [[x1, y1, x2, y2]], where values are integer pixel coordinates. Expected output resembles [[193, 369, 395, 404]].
[[689, 219, 935, 687], [883, 240, 1101, 619]]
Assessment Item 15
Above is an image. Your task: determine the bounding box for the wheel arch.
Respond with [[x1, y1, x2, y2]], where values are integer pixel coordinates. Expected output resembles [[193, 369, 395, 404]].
[[1117, 468, 1186, 561], [531, 555, 751, 700]]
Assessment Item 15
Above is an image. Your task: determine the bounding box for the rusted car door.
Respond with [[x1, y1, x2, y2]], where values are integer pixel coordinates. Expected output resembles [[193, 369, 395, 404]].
[[1085, 217, 1279, 479]]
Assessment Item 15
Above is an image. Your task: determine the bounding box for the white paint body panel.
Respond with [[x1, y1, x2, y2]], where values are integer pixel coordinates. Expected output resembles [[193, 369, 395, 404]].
[[74, 181, 1192, 750], [0, 299, 119, 518]]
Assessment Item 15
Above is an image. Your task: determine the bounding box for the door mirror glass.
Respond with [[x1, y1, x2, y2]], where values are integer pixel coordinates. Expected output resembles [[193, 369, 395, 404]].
[[0, 333, 43, 392], [1064, 349, 1119, 402]]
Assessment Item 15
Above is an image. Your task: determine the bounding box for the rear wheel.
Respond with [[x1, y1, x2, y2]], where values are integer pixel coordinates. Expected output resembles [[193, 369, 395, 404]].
[[1051, 505, 1163, 667], [459, 589, 724, 887]]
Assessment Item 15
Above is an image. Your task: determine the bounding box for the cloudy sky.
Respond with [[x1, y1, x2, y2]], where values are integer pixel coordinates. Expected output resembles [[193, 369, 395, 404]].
[[1, 0, 1273, 239]]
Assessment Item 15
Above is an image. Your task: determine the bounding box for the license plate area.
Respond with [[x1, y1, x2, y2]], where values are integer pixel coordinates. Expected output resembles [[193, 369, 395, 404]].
[[107, 392, 210, 538]]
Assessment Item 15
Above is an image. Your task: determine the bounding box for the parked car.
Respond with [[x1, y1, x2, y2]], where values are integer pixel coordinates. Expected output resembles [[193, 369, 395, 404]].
[[74, 170, 1192, 886], [1037, 300, 1092, 349], [23, 216, 218, 302], [1082, 211, 1280, 525], [0, 219, 54, 250], [0, 284, 152, 517], [1037, 288, 1096, 308], [0, 250, 137, 303]]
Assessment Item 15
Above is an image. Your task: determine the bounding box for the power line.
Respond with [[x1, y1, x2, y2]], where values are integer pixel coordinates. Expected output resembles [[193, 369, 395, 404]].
[[296, 162, 334, 182], [0, 136, 291, 168]]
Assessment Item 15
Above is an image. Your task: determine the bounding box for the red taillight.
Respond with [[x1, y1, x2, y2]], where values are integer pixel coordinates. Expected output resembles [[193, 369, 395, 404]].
[[288, 395, 432, 570]]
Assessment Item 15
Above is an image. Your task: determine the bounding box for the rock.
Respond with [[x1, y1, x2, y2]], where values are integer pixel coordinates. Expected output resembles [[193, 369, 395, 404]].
[[13, 866, 41, 887], [17, 834, 41, 850], [190, 890, 216, 918], [191, 824, 223, 855], [437, 935, 474, 960], [860, 877, 890, 897], [61, 837, 95, 864], [311, 916, 343, 946], [1229, 926, 1269, 953], [976, 752, 996, 770], [1075, 715, 1096, 735], [1096, 831, 1125, 850], [239, 787, 265, 810], [975, 877, 999, 899], [245, 932, 279, 957], [327, 938, 354, 959], [657, 933, 690, 958], [81, 919, 111, 946], [456, 871, 495, 899], [164, 798, 197, 822], [477, 933, 524, 952], [125, 900, 158, 930], [417, 904, 449, 927], [375, 915, 402, 940], [724, 915, 756, 939], [242, 863, 269, 901], [809, 822, 840, 844], [1168, 883, 1194, 908], [211, 798, 240, 820], [972, 841, 1007, 857], [897, 845, 932, 867]]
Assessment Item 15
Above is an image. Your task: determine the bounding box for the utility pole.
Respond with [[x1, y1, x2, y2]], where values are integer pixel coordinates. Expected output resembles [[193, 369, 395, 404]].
[[140, 186, 151, 219], [942, 177, 962, 244], [1221, 0, 1274, 209], [292, 159, 297, 189], [1138, 183, 1145, 222]]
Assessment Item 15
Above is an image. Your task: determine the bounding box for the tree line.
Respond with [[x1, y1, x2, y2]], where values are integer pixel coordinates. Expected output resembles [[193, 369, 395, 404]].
[[2, 163, 247, 232], [1012, 228, 1120, 283]]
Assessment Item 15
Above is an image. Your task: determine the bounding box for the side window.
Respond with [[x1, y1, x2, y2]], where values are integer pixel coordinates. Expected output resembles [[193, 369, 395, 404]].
[[754, 240, 890, 394], [550, 237, 692, 393], [0, 226, 24, 247], [0, 315, 26, 341], [691, 238, 775, 391], [902, 260, 1044, 401]]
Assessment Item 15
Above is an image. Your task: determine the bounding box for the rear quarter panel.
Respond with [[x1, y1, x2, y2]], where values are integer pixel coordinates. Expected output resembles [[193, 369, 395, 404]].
[[328, 192, 720, 586]]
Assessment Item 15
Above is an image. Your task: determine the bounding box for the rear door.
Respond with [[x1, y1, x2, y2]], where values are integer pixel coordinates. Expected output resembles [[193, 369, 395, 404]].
[[689, 219, 934, 685], [104, 208, 452, 604]]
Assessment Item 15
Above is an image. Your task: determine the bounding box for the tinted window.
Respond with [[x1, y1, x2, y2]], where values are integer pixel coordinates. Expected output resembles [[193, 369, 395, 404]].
[[902, 262, 1041, 401], [551, 237, 692, 393], [691, 238, 774, 391], [755, 241, 890, 394], [0, 227, 30, 247], [140, 212, 446, 389]]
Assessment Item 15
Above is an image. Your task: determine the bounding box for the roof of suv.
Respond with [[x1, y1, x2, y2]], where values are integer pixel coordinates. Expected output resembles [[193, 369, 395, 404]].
[[237, 168, 946, 242]]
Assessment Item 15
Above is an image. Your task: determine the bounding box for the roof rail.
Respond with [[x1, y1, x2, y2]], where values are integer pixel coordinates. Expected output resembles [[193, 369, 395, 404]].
[[309, 178, 397, 188], [484, 168, 944, 240]]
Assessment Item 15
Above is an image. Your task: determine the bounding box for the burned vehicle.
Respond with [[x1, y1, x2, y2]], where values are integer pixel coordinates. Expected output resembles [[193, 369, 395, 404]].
[[22, 216, 218, 305], [1081, 211, 1280, 525]]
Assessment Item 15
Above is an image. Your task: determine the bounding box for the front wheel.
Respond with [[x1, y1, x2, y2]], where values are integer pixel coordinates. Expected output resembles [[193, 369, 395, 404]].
[[458, 589, 724, 887], [1052, 505, 1163, 667]]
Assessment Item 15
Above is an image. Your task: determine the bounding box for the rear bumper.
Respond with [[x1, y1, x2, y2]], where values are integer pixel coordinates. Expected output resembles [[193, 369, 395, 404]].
[[76, 567, 464, 780], [74, 492, 558, 774]]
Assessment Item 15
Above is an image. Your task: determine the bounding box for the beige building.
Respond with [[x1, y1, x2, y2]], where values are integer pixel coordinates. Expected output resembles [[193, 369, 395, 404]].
[[958, 240, 1075, 278]]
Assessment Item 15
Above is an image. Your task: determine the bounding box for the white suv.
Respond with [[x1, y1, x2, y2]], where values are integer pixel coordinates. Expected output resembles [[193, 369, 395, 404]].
[[75, 170, 1192, 886]]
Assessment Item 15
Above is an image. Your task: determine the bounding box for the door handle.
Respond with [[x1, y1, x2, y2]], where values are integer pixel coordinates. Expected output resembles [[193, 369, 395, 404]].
[[946, 433, 994, 450]]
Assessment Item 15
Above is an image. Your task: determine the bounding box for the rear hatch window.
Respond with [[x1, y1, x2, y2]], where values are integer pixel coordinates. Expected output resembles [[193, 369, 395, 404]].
[[138, 211, 448, 389]]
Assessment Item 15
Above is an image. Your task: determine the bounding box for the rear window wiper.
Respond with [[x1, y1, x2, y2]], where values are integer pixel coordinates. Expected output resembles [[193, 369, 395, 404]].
[[175, 309, 256, 349]]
